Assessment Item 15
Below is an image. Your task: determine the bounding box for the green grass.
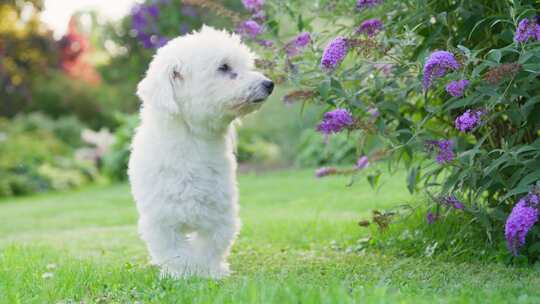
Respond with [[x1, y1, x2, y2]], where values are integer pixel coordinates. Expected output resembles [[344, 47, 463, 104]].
[[1, 169, 539, 303]]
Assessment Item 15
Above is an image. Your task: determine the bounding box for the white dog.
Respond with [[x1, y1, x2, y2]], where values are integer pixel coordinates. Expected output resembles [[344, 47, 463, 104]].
[[128, 26, 273, 279]]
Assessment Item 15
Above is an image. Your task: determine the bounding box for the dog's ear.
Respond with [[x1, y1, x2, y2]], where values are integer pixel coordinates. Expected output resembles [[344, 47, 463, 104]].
[[137, 61, 183, 113]]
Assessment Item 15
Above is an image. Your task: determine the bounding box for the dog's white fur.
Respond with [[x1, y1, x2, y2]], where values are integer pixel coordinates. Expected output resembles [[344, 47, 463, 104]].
[[128, 26, 272, 279]]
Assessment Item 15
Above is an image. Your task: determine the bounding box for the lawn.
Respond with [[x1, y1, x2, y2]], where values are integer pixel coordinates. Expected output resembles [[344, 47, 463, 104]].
[[1, 169, 539, 303]]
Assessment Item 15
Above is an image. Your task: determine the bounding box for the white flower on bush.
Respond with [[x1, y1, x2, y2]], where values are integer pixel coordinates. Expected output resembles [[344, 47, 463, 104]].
[[76, 128, 115, 165], [0, 132, 7, 142]]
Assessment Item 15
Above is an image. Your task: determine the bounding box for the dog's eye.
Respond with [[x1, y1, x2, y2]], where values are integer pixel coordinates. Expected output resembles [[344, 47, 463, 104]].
[[218, 63, 231, 73]]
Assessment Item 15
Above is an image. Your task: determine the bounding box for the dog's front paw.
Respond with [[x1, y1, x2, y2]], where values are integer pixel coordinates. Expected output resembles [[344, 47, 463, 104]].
[[208, 262, 231, 280], [159, 260, 231, 280]]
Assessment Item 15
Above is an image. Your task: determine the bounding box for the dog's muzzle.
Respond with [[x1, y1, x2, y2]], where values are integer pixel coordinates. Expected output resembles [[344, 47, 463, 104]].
[[252, 80, 275, 103]]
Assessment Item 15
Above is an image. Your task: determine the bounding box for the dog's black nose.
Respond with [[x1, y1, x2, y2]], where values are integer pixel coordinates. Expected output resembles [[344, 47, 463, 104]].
[[262, 80, 274, 94]]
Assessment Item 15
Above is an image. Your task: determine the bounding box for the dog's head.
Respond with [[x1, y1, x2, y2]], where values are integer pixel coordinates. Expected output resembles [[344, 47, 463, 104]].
[[137, 25, 273, 131]]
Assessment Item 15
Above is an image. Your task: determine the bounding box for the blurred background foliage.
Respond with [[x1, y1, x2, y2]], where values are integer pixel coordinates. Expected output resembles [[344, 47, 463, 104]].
[[0, 0, 351, 198]]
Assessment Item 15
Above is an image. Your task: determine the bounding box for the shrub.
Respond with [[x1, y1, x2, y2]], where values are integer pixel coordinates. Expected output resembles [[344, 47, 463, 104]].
[[250, 0, 540, 259], [29, 71, 130, 129], [237, 131, 282, 164], [0, 114, 98, 198], [102, 113, 139, 181], [9, 112, 87, 147], [295, 129, 358, 167]]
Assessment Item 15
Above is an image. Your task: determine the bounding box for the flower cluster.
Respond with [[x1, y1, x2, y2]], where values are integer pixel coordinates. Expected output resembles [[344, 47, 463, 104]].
[[285, 32, 311, 57], [427, 211, 438, 224], [422, 51, 460, 89], [367, 107, 380, 119], [441, 195, 465, 210], [315, 167, 337, 178], [427, 140, 455, 164], [514, 18, 540, 43], [237, 20, 263, 39], [484, 63, 521, 85], [239, 0, 269, 45], [455, 109, 484, 133], [242, 0, 264, 12], [316, 109, 354, 135], [320, 37, 349, 71], [131, 4, 168, 49], [356, 156, 369, 169], [356, 19, 384, 37], [356, 0, 383, 10], [505, 192, 540, 255], [445, 79, 469, 97]]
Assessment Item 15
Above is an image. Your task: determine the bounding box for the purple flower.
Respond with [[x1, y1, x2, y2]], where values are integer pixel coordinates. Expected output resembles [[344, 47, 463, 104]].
[[258, 39, 273, 47], [356, 156, 370, 169], [146, 4, 159, 18], [446, 79, 469, 97], [514, 18, 540, 43], [455, 109, 483, 133], [427, 211, 438, 224], [368, 107, 380, 119], [442, 195, 465, 210], [242, 0, 264, 12], [316, 109, 354, 135], [427, 140, 455, 164], [505, 193, 540, 255], [294, 32, 311, 47], [131, 5, 149, 32], [320, 37, 349, 71], [315, 167, 337, 178], [356, 0, 383, 10], [238, 20, 263, 39], [252, 10, 266, 22], [131, 4, 168, 49], [285, 32, 311, 57], [436, 140, 454, 164], [181, 5, 198, 17], [356, 19, 383, 37], [422, 51, 460, 90]]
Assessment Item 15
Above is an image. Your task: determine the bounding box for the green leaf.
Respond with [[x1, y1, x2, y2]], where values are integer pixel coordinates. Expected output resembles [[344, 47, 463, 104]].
[[407, 165, 419, 194], [367, 172, 381, 190], [486, 49, 502, 63], [297, 14, 304, 31]]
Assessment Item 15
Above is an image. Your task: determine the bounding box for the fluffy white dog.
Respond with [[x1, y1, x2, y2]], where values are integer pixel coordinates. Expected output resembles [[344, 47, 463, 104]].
[[128, 26, 273, 279]]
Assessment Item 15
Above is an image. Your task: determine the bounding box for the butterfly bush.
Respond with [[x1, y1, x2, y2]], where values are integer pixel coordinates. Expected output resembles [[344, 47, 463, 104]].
[[285, 32, 311, 57], [505, 193, 540, 255], [242, 0, 264, 12], [446, 79, 469, 97], [455, 109, 484, 133], [315, 167, 337, 178], [238, 20, 263, 39], [131, 4, 169, 48], [316, 109, 354, 135], [356, 0, 383, 10], [422, 51, 460, 89], [320, 37, 349, 71], [426, 140, 455, 164], [357, 19, 384, 37], [253, 1, 540, 259], [514, 18, 540, 43], [356, 156, 370, 169]]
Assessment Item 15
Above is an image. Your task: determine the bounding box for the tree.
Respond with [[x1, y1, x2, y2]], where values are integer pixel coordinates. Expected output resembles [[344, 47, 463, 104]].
[[0, 0, 58, 116]]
